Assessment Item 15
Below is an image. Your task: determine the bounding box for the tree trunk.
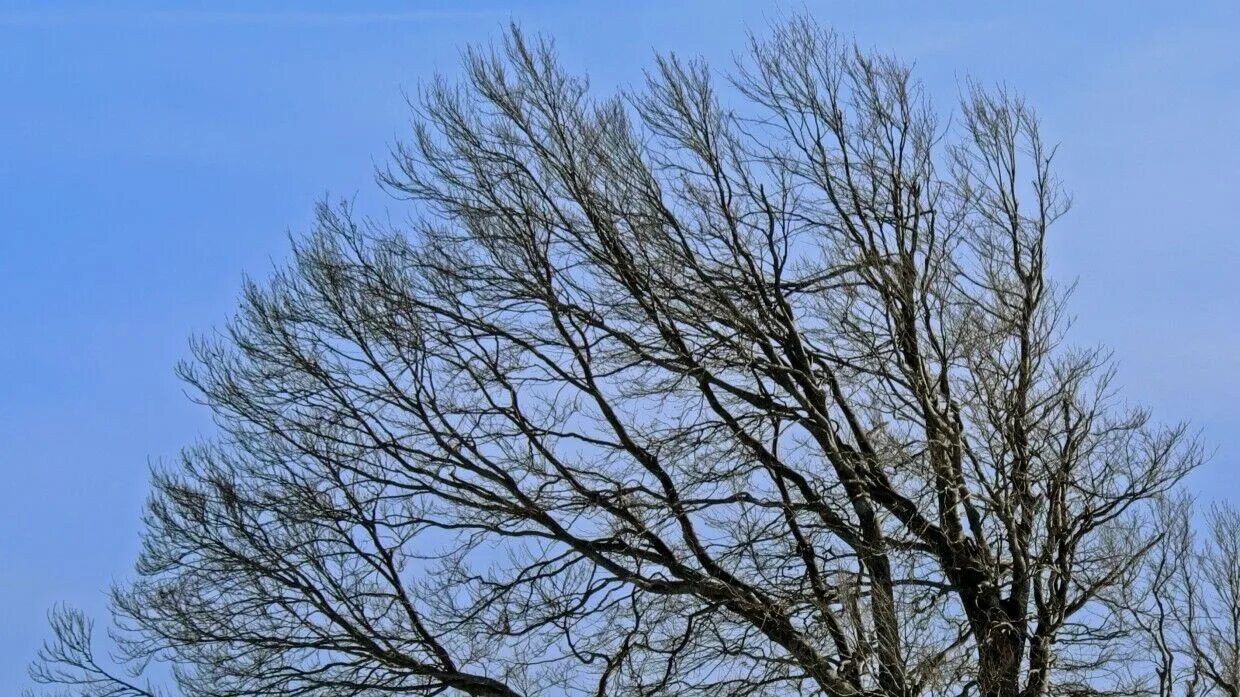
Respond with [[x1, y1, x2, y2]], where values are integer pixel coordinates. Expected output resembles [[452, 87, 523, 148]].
[[977, 625, 1025, 697]]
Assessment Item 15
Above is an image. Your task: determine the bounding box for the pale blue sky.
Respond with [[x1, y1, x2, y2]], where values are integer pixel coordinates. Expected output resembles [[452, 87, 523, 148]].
[[4, 1, 1240, 690]]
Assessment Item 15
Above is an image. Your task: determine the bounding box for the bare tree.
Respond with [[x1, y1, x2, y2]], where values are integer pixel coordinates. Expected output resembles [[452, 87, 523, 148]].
[[28, 17, 1203, 697], [1117, 499, 1240, 697], [1184, 504, 1240, 695]]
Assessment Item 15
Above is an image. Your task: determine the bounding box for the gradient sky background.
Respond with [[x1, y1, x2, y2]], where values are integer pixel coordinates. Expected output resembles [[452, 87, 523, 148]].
[[4, 0, 1240, 690]]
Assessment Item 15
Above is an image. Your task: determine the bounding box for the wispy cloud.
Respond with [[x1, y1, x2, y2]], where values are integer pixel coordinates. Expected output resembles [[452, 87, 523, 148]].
[[0, 9, 497, 28]]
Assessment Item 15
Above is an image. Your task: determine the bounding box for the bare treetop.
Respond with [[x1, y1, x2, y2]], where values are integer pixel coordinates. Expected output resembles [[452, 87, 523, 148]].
[[29, 17, 1205, 697]]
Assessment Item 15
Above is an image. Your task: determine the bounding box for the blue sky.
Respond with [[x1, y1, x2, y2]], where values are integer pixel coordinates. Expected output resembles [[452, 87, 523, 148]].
[[4, 0, 1240, 689]]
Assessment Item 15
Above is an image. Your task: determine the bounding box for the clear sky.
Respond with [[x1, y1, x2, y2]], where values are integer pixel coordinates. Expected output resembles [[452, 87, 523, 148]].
[[4, 0, 1240, 690]]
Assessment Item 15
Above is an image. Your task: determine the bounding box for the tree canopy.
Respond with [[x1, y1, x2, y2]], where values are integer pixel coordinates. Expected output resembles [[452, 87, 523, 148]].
[[29, 17, 1230, 697]]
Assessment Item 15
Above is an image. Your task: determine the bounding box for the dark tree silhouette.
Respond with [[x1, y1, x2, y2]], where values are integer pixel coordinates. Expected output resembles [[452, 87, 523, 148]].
[[29, 17, 1205, 697]]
